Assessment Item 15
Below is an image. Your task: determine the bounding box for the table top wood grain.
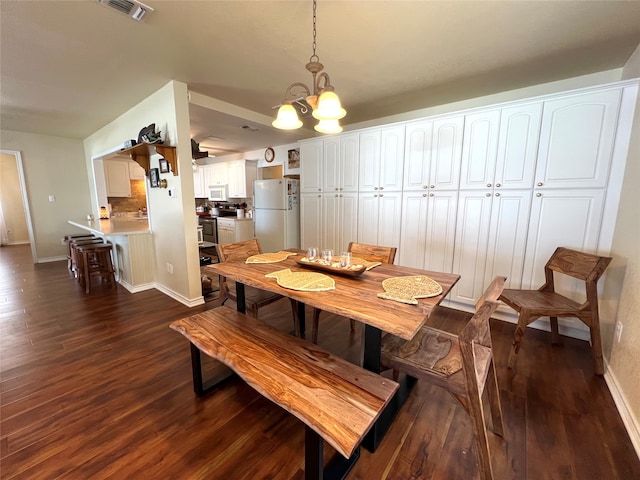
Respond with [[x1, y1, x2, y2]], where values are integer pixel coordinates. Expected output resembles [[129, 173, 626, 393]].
[[205, 250, 460, 341]]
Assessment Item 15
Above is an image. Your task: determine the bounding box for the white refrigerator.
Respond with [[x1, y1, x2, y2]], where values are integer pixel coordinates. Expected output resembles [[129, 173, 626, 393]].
[[253, 178, 300, 253]]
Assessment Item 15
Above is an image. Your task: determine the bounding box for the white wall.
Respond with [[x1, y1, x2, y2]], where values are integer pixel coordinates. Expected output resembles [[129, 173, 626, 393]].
[[0, 131, 90, 261], [83, 81, 202, 305], [605, 41, 640, 453]]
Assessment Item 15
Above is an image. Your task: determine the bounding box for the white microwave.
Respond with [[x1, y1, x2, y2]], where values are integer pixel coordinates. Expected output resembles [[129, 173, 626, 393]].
[[208, 184, 228, 202]]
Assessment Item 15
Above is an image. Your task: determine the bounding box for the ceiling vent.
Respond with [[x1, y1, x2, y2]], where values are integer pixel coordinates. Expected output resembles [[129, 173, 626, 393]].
[[96, 0, 153, 22]]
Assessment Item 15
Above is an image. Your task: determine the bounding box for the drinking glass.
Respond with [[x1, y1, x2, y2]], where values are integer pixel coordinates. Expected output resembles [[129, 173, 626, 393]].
[[339, 251, 351, 268], [322, 249, 334, 265], [307, 246, 318, 261]]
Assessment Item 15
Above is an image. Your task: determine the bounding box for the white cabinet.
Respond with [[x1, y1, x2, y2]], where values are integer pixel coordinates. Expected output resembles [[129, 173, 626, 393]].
[[398, 190, 458, 273], [105, 160, 131, 197], [128, 161, 145, 180], [403, 116, 464, 192], [321, 192, 358, 253], [217, 218, 253, 245], [359, 126, 405, 193], [300, 193, 323, 249], [193, 166, 207, 198], [357, 191, 402, 253], [460, 109, 501, 190], [300, 139, 324, 193], [323, 133, 359, 193], [208, 162, 228, 187], [535, 89, 621, 189], [227, 160, 257, 198]]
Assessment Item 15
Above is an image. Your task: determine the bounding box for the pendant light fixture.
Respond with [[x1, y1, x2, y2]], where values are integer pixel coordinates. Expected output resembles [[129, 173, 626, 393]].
[[272, 0, 345, 133]]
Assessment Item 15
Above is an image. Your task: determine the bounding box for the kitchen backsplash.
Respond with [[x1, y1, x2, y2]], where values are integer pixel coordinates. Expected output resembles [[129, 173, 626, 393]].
[[108, 180, 147, 213]]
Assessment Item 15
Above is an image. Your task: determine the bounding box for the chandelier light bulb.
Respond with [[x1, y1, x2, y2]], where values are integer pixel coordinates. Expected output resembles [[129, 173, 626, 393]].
[[313, 91, 346, 120], [314, 118, 343, 134], [272, 104, 303, 130]]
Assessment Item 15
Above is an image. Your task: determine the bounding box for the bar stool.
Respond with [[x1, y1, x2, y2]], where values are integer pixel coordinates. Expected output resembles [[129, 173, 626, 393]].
[[69, 237, 105, 279], [64, 234, 95, 271], [75, 242, 116, 294]]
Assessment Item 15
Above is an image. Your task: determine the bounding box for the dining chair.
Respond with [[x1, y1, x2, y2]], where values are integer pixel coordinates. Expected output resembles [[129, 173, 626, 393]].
[[380, 276, 506, 480], [306, 242, 397, 344], [499, 246, 612, 375], [216, 239, 299, 335]]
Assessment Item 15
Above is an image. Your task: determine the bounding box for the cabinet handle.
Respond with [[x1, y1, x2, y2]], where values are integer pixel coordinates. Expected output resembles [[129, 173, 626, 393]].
[[318, 195, 321, 198], [335, 187, 338, 191], [496, 183, 502, 188], [495, 193, 501, 197], [423, 193, 427, 197], [485, 192, 491, 197], [423, 185, 428, 189], [374, 187, 378, 190], [536, 192, 542, 197], [379, 186, 384, 190], [318, 188, 322, 192], [429, 193, 434, 197], [335, 194, 339, 197], [537, 182, 543, 187], [430, 184, 435, 189], [379, 194, 384, 197], [374, 194, 378, 197], [487, 183, 492, 187]]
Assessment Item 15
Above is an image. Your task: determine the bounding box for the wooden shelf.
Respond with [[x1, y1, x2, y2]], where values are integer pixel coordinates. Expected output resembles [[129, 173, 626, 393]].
[[121, 143, 178, 176]]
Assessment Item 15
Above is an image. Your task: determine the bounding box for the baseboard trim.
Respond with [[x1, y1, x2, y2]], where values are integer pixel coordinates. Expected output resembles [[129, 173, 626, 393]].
[[604, 361, 640, 460], [37, 255, 66, 263], [154, 283, 205, 307]]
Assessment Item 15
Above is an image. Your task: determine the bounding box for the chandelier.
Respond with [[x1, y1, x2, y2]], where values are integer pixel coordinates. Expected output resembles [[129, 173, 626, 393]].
[[272, 0, 346, 134]]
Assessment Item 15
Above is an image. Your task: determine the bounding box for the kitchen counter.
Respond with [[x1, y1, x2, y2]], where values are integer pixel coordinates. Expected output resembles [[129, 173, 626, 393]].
[[68, 218, 151, 236], [68, 218, 154, 292]]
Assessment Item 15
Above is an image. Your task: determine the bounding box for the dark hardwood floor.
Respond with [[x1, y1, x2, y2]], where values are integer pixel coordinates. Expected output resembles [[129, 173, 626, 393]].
[[1, 244, 638, 479]]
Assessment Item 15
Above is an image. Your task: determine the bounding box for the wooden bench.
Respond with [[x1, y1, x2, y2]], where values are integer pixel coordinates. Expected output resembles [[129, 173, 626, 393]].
[[170, 306, 399, 480]]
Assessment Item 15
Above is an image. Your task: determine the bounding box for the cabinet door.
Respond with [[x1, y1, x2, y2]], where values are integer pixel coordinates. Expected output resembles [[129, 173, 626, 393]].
[[495, 102, 542, 189], [208, 163, 228, 186], [484, 189, 532, 291], [322, 193, 340, 253], [193, 167, 206, 198], [399, 192, 430, 268], [340, 133, 360, 192], [431, 116, 464, 190], [379, 126, 405, 192], [338, 192, 359, 253], [376, 191, 403, 251], [357, 193, 380, 245], [451, 190, 493, 305], [460, 109, 501, 189], [227, 161, 245, 198], [105, 160, 131, 197], [301, 140, 324, 192], [300, 193, 323, 249], [217, 225, 235, 245], [358, 130, 381, 193], [423, 191, 458, 273], [521, 189, 606, 290], [535, 89, 621, 189], [129, 161, 145, 181], [323, 137, 340, 193], [403, 120, 433, 191]]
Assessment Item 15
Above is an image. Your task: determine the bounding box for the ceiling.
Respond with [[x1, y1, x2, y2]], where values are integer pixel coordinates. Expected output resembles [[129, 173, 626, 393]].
[[2, 1, 640, 157]]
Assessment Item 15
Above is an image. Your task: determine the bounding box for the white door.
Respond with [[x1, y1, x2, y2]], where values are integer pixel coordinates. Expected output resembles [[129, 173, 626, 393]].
[[340, 133, 360, 192], [431, 115, 464, 190], [193, 167, 206, 198], [357, 193, 380, 245], [322, 193, 340, 253], [377, 191, 403, 252], [535, 89, 621, 189], [323, 137, 340, 193], [379, 126, 405, 192], [358, 130, 381, 193], [403, 120, 433, 191], [300, 193, 322, 250], [338, 192, 358, 253], [460, 109, 501, 190], [300, 139, 324, 193], [105, 160, 131, 197]]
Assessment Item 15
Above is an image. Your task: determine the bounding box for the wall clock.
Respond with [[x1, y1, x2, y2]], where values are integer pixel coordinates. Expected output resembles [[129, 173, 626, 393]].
[[264, 147, 275, 163]]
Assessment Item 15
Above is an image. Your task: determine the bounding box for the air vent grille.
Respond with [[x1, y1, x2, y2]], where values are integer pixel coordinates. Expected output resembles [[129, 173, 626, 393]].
[[96, 0, 153, 22]]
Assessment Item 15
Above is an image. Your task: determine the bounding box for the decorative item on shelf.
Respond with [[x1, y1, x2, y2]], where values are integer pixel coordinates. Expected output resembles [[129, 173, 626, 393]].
[[149, 168, 160, 188], [137, 123, 163, 144], [99, 206, 109, 220], [272, 0, 346, 134], [159, 158, 170, 174]]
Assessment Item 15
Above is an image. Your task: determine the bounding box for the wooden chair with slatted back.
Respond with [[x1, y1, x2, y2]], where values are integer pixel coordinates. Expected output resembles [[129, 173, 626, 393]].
[[380, 276, 507, 480], [216, 240, 299, 335], [306, 242, 397, 344], [499, 246, 612, 375]]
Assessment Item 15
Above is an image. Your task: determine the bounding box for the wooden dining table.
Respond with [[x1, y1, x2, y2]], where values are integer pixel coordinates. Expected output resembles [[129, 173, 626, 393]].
[[204, 250, 460, 451]]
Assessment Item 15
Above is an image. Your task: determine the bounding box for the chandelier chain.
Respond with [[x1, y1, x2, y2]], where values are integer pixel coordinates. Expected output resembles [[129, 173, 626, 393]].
[[310, 0, 318, 62]]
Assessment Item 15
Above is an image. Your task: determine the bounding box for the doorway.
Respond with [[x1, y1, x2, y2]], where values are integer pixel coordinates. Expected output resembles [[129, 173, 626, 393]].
[[0, 150, 37, 261]]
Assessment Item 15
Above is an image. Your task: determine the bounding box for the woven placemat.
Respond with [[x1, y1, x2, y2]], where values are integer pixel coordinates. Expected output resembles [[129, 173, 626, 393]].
[[245, 251, 297, 264], [377, 275, 443, 305], [266, 269, 335, 292]]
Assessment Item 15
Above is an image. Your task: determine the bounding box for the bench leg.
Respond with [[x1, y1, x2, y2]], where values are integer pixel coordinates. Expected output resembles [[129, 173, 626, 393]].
[[190, 343, 234, 397], [305, 426, 359, 480]]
